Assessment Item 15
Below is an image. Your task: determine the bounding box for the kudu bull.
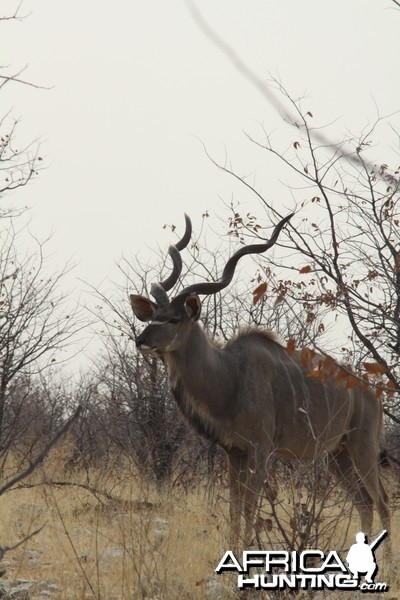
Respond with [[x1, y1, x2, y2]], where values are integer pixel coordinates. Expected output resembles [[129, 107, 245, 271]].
[[130, 214, 390, 548]]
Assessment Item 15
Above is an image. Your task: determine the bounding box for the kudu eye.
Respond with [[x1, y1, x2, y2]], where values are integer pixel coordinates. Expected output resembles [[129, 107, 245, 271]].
[[168, 317, 181, 324]]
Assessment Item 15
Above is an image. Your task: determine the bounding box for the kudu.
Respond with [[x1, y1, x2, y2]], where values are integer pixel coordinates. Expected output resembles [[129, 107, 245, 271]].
[[130, 214, 390, 548]]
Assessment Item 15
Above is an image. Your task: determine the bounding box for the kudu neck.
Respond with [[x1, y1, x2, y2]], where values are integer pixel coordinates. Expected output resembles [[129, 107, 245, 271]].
[[166, 321, 230, 404]]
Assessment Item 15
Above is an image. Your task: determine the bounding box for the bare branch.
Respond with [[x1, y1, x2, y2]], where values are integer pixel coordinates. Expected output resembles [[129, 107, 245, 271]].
[[0, 405, 82, 496], [0, 525, 45, 562], [186, 0, 398, 183], [0, 1, 27, 22]]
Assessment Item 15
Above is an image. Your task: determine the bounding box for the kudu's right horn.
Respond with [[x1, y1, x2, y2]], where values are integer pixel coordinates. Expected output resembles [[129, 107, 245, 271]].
[[171, 213, 293, 305]]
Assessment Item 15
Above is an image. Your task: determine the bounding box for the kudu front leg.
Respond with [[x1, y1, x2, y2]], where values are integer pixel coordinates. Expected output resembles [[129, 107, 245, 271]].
[[228, 450, 247, 552], [227, 449, 263, 549]]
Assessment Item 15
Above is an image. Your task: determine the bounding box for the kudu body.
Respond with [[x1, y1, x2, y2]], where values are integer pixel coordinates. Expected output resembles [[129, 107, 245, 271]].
[[130, 215, 390, 547]]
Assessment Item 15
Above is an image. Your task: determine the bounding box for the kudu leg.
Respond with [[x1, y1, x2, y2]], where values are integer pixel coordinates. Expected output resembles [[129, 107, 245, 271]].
[[328, 447, 374, 534], [227, 449, 263, 549], [329, 446, 392, 567], [345, 438, 391, 536], [227, 450, 247, 549]]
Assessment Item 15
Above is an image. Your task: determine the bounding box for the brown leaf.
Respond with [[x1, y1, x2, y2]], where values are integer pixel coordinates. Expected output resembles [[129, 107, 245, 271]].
[[333, 368, 351, 388], [299, 265, 312, 274], [300, 347, 315, 369], [317, 355, 337, 378], [337, 368, 351, 381], [265, 518, 274, 531], [252, 282, 267, 305], [363, 362, 388, 375], [307, 371, 322, 378], [286, 339, 296, 356], [345, 375, 360, 390]]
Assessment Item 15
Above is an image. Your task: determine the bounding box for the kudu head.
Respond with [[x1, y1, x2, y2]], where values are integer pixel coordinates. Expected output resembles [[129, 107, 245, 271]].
[[130, 213, 293, 355]]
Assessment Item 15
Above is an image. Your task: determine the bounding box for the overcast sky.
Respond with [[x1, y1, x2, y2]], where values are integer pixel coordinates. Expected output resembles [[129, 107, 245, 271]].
[[1, 0, 399, 293]]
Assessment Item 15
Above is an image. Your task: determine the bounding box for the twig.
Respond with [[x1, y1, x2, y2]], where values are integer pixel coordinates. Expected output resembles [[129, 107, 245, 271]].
[[0, 525, 45, 561], [0, 1, 27, 22], [0, 65, 51, 91], [0, 405, 82, 496], [14, 479, 120, 505], [0, 268, 19, 286], [48, 483, 98, 598]]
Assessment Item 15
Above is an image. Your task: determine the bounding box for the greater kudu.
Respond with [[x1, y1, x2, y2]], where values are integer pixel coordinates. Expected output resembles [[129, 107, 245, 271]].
[[130, 214, 390, 548]]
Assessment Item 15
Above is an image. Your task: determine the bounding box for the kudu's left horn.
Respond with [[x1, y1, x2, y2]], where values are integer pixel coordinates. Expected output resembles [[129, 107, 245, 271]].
[[150, 213, 192, 307]]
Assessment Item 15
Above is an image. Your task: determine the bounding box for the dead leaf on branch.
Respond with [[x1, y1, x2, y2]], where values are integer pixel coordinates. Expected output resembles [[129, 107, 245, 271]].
[[300, 347, 316, 369], [286, 339, 296, 356], [252, 282, 267, 305], [386, 381, 397, 398], [363, 362, 388, 375], [345, 374, 361, 390], [285, 341, 394, 400], [299, 265, 312, 274]]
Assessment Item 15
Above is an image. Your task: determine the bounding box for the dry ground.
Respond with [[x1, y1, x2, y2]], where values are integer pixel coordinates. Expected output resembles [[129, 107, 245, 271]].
[[0, 452, 399, 599]]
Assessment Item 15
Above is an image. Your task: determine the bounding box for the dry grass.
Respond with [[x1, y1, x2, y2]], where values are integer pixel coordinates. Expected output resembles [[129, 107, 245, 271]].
[[0, 454, 234, 600], [0, 452, 399, 599]]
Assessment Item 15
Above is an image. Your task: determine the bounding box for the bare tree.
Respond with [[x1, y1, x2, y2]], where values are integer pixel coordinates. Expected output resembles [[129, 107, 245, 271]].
[[0, 112, 42, 209], [0, 3, 88, 572], [205, 84, 399, 424], [0, 3, 44, 219], [0, 223, 85, 463]]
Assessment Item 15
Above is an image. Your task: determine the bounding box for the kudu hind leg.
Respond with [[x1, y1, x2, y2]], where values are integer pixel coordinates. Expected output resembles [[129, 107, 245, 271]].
[[328, 448, 374, 534], [346, 436, 391, 535]]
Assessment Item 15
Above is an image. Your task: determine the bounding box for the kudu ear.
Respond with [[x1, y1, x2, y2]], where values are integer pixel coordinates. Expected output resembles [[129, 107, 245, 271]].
[[130, 294, 157, 322], [184, 293, 201, 321]]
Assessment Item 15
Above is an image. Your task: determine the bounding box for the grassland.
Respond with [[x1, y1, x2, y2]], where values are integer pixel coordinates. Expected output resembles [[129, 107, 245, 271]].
[[0, 450, 399, 599]]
